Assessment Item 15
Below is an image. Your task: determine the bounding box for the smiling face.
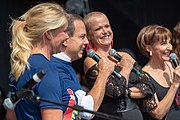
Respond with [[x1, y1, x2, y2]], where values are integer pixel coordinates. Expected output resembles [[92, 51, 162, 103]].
[[65, 19, 88, 61], [148, 37, 172, 62], [87, 13, 113, 49], [137, 25, 173, 62]]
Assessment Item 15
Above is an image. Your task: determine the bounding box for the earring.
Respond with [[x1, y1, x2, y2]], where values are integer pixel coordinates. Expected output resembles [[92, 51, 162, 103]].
[[150, 51, 152, 56]]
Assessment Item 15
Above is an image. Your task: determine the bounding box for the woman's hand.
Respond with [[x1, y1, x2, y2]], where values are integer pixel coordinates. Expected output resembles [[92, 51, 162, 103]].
[[173, 66, 180, 86], [117, 52, 135, 70]]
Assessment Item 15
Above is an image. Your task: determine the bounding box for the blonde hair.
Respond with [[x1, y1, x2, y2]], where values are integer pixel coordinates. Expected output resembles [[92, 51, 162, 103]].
[[137, 25, 172, 58], [84, 11, 113, 50], [84, 11, 108, 32], [10, 2, 69, 80]]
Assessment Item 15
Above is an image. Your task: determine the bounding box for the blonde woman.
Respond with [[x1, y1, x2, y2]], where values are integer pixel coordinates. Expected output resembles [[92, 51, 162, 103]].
[[6, 2, 69, 120], [83, 11, 145, 120]]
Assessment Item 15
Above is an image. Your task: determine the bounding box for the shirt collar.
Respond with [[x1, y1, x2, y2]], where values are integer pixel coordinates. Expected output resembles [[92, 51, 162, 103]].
[[53, 52, 71, 62]]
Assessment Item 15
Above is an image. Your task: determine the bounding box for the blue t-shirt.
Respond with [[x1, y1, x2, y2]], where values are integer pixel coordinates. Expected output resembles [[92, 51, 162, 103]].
[[9, 54, 65, 120], [51, 56, 84, 119]]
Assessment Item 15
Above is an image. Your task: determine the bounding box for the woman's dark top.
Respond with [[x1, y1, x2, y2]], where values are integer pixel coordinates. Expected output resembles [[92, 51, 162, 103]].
[[143, 72, 180, 120], [85, 64, 143, 120]]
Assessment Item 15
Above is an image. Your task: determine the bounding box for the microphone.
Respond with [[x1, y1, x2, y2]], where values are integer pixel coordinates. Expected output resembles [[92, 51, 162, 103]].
[[170, 53, 179, 68], [109, 49, 122, 61], [3, 70, 46, 110], [109, 49, 141, 76], [22, 70, 46, 89], [87, 49, 122, 79]]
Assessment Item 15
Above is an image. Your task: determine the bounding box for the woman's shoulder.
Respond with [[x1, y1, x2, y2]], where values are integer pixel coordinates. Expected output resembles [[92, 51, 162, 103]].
[[84, 57, 97, 74], [142, 65, 154, 78], [29, 54, 51, 65], [29, 54, 57, 73], [142, 65, 149, 71]]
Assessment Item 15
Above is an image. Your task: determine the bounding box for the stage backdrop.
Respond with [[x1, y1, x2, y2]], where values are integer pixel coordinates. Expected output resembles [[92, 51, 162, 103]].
[[0, 0, 179, 96]]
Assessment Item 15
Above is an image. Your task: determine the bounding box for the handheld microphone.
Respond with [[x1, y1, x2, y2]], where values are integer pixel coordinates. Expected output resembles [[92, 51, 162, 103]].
[[109, 49, 141, 76], [170, 53, 179, 68], [3, 70, 46, 110], [109, 49, 122, 61], [87, 49, 122, 79]]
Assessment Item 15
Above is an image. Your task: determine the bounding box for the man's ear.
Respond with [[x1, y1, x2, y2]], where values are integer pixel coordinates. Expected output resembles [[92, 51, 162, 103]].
[[44, 31, 53, 40]]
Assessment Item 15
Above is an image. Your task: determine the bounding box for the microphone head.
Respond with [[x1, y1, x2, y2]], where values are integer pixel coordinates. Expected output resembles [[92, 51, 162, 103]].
[[87, 49, 96, 58], [37, 70, 46, 79], [170, 53, 179, 68], [3, 98, 15, 110], [170, 53, 177, 60], [109, 49, 117, 56], [32, 70, 46, 83]]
